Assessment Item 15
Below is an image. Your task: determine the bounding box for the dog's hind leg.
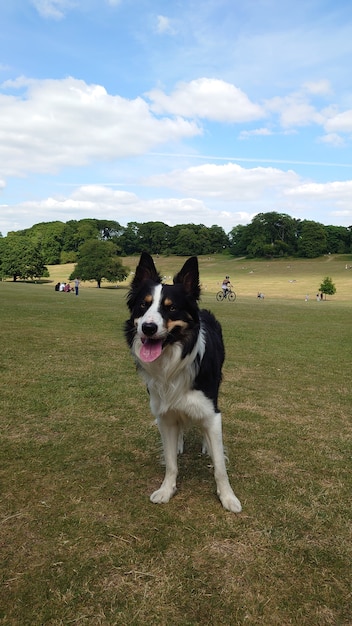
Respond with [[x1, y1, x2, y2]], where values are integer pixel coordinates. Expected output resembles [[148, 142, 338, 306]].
[[150, 414, 180, 504], [203, 412, 242, 513]]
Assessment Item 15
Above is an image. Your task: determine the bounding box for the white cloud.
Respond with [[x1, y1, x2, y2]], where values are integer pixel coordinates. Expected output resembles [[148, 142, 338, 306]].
[[302, 79, 332, 96], [145, 162, 301, 200], [286, 180, 352, 202], [147, 78, 264, 122], [264, 81, 340, 131], [263, 81, 352, 138], [318, 133, 345, 147], [239, 128, 273, 140], [285, 180, 352, 220], [266, 93, 323, 128], [325, 109, 352, 133], [156, 15, 176, 35], [0, 77, 201, 178], [331, 209, 352, 220], [31, 0, 74, 19]]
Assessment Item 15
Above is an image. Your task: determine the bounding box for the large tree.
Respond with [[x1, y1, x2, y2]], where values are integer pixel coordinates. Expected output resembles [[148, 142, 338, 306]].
[[24, 221, 67, 264], [229, 224, 252, 256], [208, 225, 229, 252], [74, 219, 101, 249], [137, 221, 173, 254], [325, 225, 351, 254], [1, 235, 48, 281], [297, 220, 327, 258], [173, 225, 205, 255], [96, 219, 124, 242], [242, 212, 299, 257], [69, 239, 129, 287], [117, 222, 141, 255]]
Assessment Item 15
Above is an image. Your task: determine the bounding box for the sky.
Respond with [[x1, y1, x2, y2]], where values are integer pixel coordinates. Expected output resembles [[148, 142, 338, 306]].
[[1, 0, 352, 236]]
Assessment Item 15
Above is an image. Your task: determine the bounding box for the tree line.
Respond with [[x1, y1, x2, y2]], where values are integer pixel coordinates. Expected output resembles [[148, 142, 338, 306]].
[[0, 213, 351, 282], [229, 212, 351, 258]]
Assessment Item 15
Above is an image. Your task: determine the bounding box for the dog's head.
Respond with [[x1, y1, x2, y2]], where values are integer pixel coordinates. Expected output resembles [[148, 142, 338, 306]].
[[125, 252, 201, 363]]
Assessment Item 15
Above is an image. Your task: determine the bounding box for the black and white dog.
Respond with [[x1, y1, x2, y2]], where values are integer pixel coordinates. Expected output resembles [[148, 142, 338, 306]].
[[125, 252, 241, 513]]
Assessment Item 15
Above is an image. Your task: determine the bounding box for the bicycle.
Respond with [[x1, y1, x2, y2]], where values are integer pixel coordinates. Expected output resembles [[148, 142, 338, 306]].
[[216, 289, 236, 302]]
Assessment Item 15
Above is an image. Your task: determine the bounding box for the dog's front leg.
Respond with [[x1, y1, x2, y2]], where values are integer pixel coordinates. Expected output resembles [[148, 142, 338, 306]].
[[150, 414, 179, 504], [203, 412, 242, 513]]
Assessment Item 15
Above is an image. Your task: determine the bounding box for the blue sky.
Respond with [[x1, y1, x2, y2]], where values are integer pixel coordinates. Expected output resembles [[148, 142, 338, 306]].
[[1, 0, 352, 235]]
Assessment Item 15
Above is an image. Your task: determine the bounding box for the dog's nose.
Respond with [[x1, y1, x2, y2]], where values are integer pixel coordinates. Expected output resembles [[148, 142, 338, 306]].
[[142, 322, 158, 337]]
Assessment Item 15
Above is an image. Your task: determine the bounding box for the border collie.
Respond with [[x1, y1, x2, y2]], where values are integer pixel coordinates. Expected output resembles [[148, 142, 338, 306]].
[[124, 252, 241, 513]]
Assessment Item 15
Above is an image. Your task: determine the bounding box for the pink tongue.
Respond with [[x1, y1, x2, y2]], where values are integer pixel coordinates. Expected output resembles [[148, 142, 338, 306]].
[[139, 339, 163, 363]]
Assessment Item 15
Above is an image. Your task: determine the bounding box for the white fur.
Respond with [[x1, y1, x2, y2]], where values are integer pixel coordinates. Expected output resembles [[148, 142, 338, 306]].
[[132, 292, 242, 513], [136, 284, 166, 339]]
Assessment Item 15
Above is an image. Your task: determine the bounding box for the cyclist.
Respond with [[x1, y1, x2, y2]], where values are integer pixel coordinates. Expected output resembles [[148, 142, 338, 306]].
[[221, 275, 232, 296]]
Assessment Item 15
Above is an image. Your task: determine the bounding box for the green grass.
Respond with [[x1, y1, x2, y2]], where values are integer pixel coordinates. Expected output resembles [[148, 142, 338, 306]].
[[1, 256, 351, 625]]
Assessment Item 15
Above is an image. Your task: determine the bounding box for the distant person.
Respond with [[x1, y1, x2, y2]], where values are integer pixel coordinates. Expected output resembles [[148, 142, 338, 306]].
[[54, 282, 60, 291], [74, 278, 80, 296], [64, 283, 71, 292], [59, 282, 66, 292], [222, 275, 231, 295]]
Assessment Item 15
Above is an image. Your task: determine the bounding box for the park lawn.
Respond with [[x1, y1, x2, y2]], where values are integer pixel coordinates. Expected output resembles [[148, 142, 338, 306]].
[[0, 257, 351, 625]]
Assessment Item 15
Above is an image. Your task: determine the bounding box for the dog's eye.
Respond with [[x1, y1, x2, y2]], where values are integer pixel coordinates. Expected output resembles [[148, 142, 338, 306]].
[[140, 295, 153, 310], [163, 298, 176, 312]]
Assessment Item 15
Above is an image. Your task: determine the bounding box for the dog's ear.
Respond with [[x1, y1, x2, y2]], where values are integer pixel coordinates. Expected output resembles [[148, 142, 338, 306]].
[[132, 252, 161, 285], [174, 257, 200, 299]]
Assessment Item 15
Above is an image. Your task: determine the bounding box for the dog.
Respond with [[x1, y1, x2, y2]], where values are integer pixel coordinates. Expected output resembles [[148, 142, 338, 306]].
[[124, 252, 241, 513]]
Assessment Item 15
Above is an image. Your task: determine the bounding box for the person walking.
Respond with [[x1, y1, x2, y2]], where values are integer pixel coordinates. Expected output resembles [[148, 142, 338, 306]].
[[74, 278, 80, 296]]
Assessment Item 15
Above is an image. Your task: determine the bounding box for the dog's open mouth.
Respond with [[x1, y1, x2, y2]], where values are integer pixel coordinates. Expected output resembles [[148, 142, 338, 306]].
[[139, 338, 163, 363]]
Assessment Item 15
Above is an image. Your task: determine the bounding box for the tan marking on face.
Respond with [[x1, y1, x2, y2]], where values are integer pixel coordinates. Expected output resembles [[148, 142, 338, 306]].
[[164, 297, 173, 307], [144, 294, 153, 303], [167, 319, 188, 331]]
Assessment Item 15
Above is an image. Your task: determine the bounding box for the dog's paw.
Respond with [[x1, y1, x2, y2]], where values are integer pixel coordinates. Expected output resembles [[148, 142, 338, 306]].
[[150, 485, 176, 504], [219, 490, 242, 513]]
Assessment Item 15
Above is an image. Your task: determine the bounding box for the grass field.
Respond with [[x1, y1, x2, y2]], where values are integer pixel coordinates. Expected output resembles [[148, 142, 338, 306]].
[[45, 252, 352, 300], [1, 255, 351, 625]]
